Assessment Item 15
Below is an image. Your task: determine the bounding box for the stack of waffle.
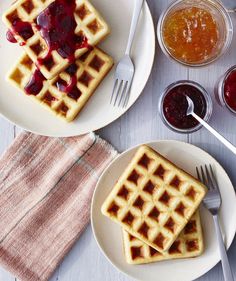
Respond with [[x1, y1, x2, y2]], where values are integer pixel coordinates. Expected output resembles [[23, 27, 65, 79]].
[[2, 0, 113, 122], [102, 145, 207, 264]]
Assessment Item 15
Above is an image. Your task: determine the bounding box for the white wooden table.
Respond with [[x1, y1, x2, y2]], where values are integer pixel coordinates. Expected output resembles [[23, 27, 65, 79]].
[[0, 0, 236, 280]]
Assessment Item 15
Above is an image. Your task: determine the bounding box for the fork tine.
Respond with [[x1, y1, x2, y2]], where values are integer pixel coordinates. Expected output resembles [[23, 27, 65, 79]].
[[110, 79, 118, 104], [204, 165, 214, 190], [113, 80, 123, 106], [200, 165, 211, 189], [200, 166, 206, 183], [118, 81, 128, 107], [209, 165, 219, 189], [196, 167, 201, 181], [123, 81, 132, 108]]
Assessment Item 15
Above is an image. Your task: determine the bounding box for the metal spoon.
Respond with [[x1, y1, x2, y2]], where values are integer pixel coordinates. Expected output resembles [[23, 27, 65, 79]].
[[186, 95, 236, 155]]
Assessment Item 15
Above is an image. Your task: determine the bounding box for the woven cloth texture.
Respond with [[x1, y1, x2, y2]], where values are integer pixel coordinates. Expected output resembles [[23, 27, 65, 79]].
[[0, 132, 117, 281]]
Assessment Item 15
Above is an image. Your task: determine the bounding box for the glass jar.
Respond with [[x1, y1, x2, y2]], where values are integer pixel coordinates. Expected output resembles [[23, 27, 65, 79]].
[[216, 66, 236, 115], [157, 0, 233, 67], [159, 80, 213, 133]]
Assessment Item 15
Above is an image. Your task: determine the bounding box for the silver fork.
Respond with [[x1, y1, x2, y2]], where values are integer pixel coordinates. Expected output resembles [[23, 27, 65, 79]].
[[196, 165, 234, 281], [110, 0, 144, 108]]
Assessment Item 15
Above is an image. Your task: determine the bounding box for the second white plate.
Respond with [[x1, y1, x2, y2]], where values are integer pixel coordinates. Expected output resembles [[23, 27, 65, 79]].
[[0, 0, 155, 136], [91, 140, 236, 281]]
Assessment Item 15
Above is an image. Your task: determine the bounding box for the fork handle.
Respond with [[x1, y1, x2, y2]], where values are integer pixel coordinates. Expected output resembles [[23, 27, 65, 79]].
[[213, 215, 234, 281], [125, 0, 144, 55]]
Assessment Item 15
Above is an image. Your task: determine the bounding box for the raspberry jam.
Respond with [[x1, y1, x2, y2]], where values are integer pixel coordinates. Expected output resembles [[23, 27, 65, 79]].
[[54, 63, 81, 101], [24, 69, 45, 96], [162, 83, 208, 131], [6, 0, 91, 65], [223, 69, 236, 112], [7, 20, 34, 42], [6, 30, 17, 43], [24, 59, 82, 99], [36, 0, 90, 65], [56, 76, 82, 101]]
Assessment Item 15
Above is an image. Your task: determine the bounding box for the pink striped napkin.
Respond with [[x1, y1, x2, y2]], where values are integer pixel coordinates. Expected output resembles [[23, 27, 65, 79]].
[[0, 132, 117, 281]]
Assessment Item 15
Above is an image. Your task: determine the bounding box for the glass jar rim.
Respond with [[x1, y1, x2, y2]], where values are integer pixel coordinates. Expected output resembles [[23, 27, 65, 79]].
[[157, 0, 234, 67], [159, 80, 213, 134]]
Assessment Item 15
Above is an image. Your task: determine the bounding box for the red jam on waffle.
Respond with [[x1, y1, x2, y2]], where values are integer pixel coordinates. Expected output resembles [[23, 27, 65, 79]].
[[25, 69, 45, 95], [36, 0, 90, 65], [6, 0, 90, 65], [7, 19, 34, 42]]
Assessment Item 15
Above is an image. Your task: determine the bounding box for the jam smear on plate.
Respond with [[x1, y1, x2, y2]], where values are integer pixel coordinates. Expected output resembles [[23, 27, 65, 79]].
[[163, 84, 207, 130], [224, 70, 236, 112]]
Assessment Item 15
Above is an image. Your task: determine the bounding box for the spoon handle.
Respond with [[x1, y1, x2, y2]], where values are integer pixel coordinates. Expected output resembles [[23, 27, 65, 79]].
[[192, 112, 236, 155]]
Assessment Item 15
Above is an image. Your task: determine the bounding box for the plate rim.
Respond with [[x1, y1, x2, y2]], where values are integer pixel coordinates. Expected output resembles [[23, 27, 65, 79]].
[[0, 0, 156, 137], [91, 139, 236, 281]]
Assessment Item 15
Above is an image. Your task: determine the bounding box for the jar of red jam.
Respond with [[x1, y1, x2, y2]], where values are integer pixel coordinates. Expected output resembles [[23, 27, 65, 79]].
[[159, 81, 213, 133], [217, 66, 236, 114]]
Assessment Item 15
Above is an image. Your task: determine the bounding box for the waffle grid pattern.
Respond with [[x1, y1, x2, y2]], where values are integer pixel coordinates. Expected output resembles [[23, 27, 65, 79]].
[[101, 145, 206, 253], [3, 0, 110, 79], [123, 211, 204, 264], [8, 47, 113, 121]]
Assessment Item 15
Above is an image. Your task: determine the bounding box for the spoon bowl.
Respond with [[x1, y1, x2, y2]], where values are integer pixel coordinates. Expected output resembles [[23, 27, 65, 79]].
[[185, 95, 195, 116]]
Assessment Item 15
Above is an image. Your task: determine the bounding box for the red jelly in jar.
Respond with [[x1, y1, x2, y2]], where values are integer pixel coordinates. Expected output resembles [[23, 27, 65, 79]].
[[159, 81, 212, 133], [219, 67, 236, 114]]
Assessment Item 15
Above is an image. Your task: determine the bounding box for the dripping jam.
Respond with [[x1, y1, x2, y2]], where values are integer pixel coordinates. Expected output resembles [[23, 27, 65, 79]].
[[24, 63, 81, 100], [6, 0, 91, 64], [6, 20, 33, 42], [55, 63, 81, 101], [6, 30, 17, 43], [56, 77, 82, 101], [36, 0, 90, 65], [163, 84, 207, 130], [24, 69, 45, 95]]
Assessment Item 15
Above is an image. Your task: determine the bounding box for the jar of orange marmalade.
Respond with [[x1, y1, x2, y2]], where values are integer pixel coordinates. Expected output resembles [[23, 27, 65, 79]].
[[157, 0, 233, 66]]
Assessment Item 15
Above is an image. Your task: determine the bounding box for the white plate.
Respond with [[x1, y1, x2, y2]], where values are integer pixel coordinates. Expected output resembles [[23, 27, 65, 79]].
[[91, 140, 236, 281], [0, 0, 155, 137]]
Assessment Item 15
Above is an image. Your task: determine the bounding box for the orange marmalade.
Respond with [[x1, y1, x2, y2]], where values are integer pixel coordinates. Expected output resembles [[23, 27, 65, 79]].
[[162, 6, 219, 64]]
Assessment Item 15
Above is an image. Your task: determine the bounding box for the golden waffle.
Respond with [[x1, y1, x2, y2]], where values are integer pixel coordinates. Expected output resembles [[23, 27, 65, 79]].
[[101, 145, 206, 253], [2, 0, 110, 79], [8, 47, 113, 122], [123, 211, 204, 264]]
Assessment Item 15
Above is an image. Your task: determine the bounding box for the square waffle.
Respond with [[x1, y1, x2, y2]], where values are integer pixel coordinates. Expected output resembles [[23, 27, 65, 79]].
[[123, 211, 204, 264], [8, 47, 113, 122], [2, 0, 110, 79], [101, 145, 206, 253]]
